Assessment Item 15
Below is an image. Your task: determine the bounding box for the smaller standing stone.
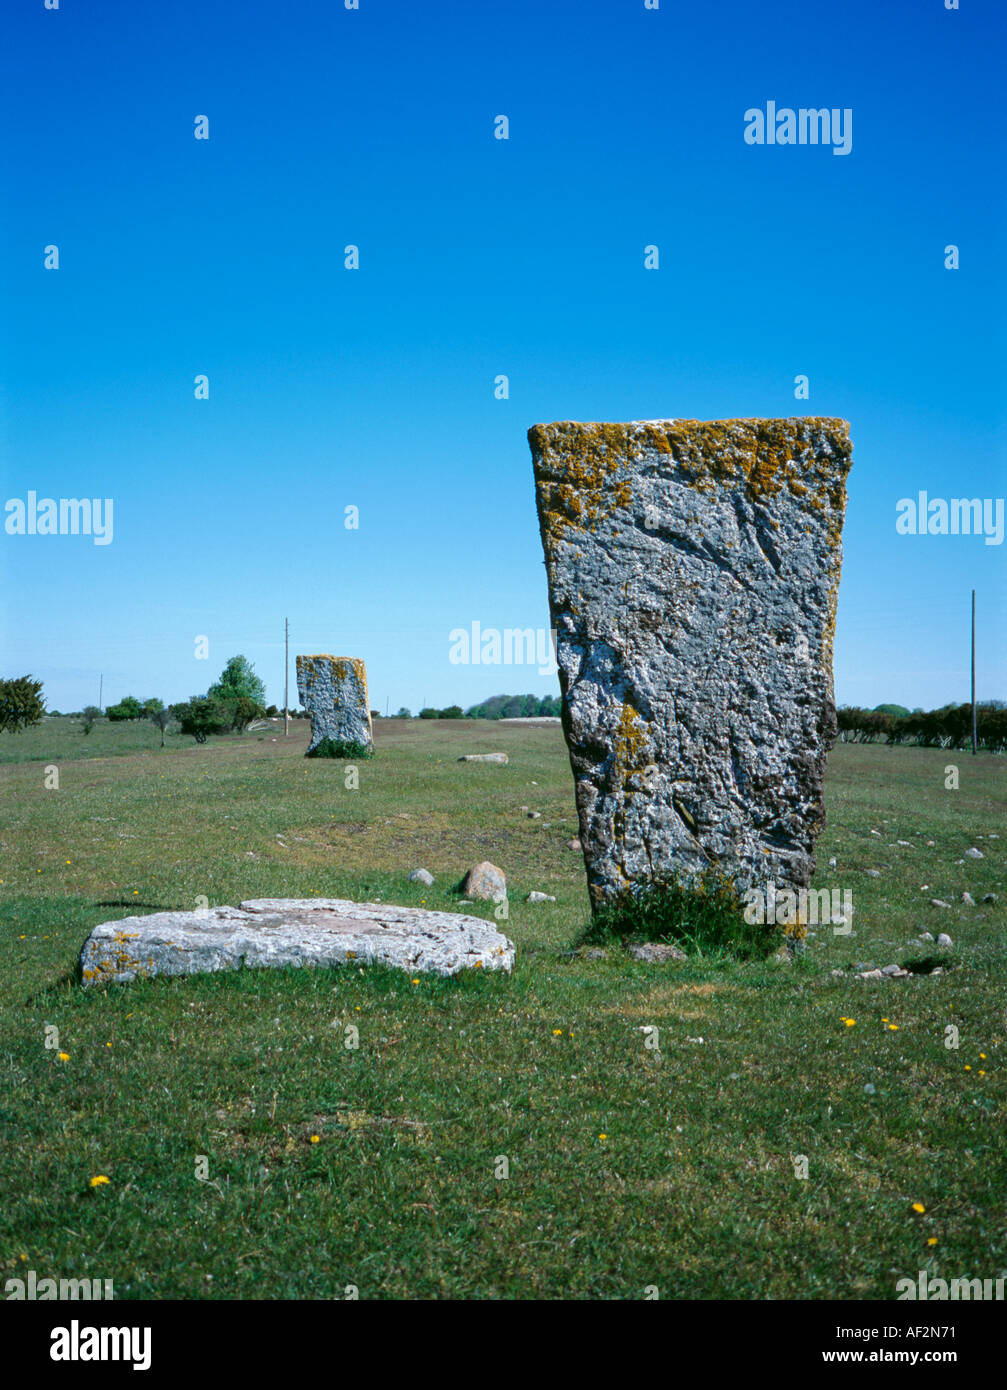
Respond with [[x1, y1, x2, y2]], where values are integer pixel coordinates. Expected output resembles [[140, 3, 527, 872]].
[[461, 861, 507, 902], [409, 869, 434, 886], [296, 655, 373, 755]]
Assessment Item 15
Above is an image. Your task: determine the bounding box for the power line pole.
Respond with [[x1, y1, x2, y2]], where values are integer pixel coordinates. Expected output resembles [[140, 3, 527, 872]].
[[284, 618, 289, 738], [98, 674, 103, 712], [971, 589, 977, 756]]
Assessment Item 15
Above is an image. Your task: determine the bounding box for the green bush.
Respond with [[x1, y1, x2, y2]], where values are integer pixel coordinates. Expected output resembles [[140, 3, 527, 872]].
[[580, 868, 778, 961], [0, 676, 46, 733], [106, 695, 144, 721], [306, 737, 374, 759]]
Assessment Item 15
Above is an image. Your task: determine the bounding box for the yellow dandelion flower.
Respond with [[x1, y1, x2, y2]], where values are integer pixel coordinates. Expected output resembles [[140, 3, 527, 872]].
[[888, 1024, 898, 1031], [309, 1135, 320, 1144], [845, 1019, 856, 1027], [553, 1029, 563, 1036], [598, 1133, 607, 1141], [58, 1052, 69, 1062], [89, 1175, 110, 1188], [911, 1202, 925, 1214], [927, 1237, 938, 1246], [980, 1053, 986, 1060], [965, 1065, 972, 1071]]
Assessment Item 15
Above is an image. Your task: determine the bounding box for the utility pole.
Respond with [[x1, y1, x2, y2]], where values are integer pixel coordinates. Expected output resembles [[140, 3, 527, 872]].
[[971, 590, 977, 756], [284, 618, 289, 737], [98, 674, 103, 712]]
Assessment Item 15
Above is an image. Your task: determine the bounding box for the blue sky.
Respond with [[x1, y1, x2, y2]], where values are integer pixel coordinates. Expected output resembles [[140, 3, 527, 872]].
[[2, 0, 1004, 715]]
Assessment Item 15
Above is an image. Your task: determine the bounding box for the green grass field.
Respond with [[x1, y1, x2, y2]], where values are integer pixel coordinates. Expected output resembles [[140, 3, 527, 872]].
[[1, 718, 1004, 1299]]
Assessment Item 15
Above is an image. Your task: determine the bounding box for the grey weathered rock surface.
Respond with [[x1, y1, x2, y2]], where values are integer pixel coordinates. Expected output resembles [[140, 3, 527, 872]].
[[80, 899, 514, 985], [530, 417, 853, 906], [628, 941, 688, 963], [460, 861, 507, 902], [296, 655, 373, 755], [408, 868, 434, 886]]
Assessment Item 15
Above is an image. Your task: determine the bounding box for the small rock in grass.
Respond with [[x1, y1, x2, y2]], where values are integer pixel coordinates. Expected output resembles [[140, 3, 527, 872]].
[[882, 964, 909, 978], [897, 840, 913, 847], [965, 847, 984, 859], [918, 930, 934, 941], [936, 933, 953, 948], [961, 891, 976, 906], [828, 856, 837, 868], [629, 941, 687, 964], [858, 969, 884, 980], [864, 868, 881, 878], [830, 969, 845, 978], [460, 861, 507, 902], [926, 840, 935, 847], [526, 811, 541, 820], [567, 838, 582, 851], [408, 868, 434, 886], [864, 1083, 876, 1095], [930, 899, 951, 909], [457, 753, 508, 764], [584, 948, 609, 961], [983, 893, 997, 904], [525, 891, 555, 903]]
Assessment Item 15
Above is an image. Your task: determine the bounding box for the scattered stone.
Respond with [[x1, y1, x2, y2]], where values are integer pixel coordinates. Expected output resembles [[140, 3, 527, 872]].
[[830, 969, 845, 977], [930, 899, 951, 909], [864, 1083, 876, 1095], [936, 933, 953, 948], [965, 847, 985, 859], [628, 941, 687, 964], [930, 967, 944, 976], [983, 893, 997, 904], [961, 891, 976, 907], [918, 930, 934, 941], [858, 969, 884, 980], [296, 655, 373, 756], [897, 840, 913, 847], [526, 810, 542, 820], [864, 869, 881, 878], [457, 753, 508, 764], [525, 891, 556, 903], [567, 838, 582, 852], [881, 964, 908, 978], [80, 899, 515, 985], [530, 416, 853, 906], [828, 856, 837, 868], [584, 948, 609, 961], [460, 861, 507, 902], [926, 840, 935, 847], [408, 869, 434, 887], [870, 829, 881, 837]]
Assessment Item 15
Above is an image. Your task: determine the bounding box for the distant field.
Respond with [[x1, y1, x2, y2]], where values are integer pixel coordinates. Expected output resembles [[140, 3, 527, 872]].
[[0, 720, 1003, 1299]]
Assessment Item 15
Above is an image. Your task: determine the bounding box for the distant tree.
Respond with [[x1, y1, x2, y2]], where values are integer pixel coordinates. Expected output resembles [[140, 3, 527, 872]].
[[142, 697, 164, 716], [0, 676, 46, 734], [440, 705, 464, 719], [418, 707, 440, 719], [394, 707, 412, 719], [149, 705, 173, 747], [266, 705, 279, 718], [873, 703, 910, 719], [81, 705, 102, 735], [106, 695, 144, 721], [208, 655, 266, 706], [230, 696, 266, 732], [173, 697, 232, 744]]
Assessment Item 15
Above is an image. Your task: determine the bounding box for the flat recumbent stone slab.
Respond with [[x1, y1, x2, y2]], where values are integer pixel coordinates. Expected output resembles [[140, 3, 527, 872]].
[[80, 899, 515, 985], [296, 654, 373, 754], [529, 417, 853, 907]]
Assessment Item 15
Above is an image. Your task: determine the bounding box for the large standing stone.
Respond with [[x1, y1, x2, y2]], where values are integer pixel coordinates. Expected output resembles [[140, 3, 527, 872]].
[[296, 654, 373, 755], [80, 899, 515, 984], [529, 417, 853, 907]]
